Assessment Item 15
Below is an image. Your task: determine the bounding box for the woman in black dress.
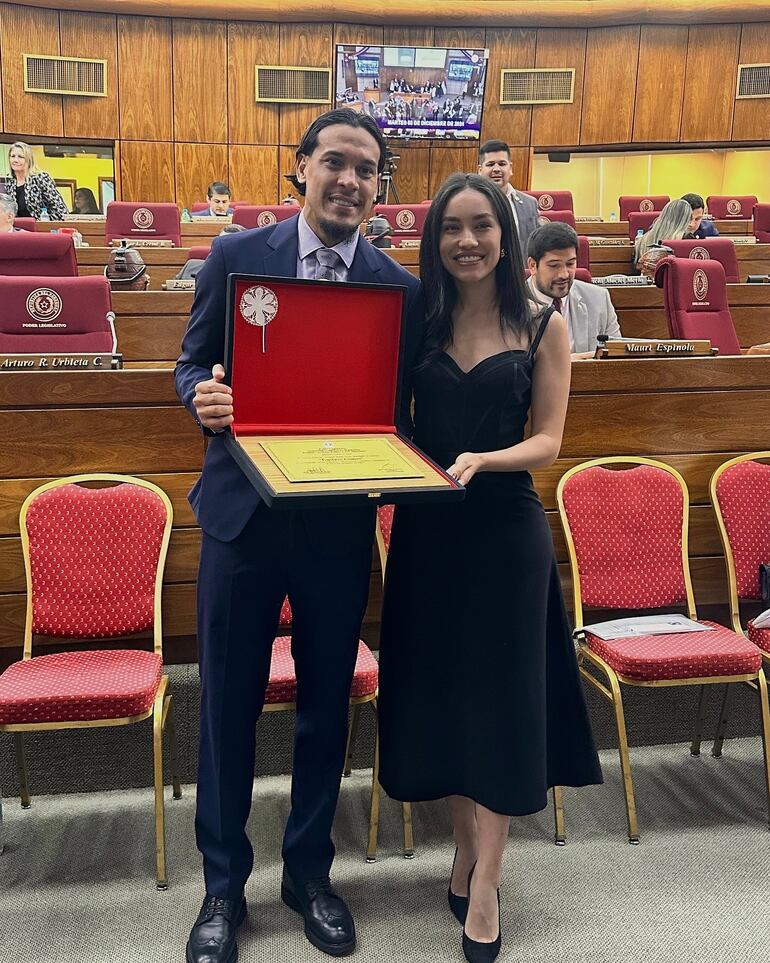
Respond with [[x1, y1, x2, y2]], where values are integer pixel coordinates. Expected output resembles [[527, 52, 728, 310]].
[[378, 174, 602, 963]]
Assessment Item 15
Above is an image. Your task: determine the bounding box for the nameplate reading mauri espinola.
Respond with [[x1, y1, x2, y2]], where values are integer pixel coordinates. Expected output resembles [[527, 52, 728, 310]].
[[262, 437, 423, 483]]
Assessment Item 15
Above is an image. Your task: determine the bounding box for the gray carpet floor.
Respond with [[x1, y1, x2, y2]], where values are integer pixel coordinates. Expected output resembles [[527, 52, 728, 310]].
[[2, 737, 770, 963]]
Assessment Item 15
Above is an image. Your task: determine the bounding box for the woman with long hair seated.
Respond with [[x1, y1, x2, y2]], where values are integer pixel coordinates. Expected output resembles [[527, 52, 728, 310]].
[[73, 187, 100, 214], [4, 141, 69, 221], [377, 173, 602, 963], [634, 197, 693, 274]]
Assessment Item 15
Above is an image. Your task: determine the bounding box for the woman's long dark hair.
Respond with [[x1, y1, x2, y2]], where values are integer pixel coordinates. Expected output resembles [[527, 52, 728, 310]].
[[418, 173, 537, 364]]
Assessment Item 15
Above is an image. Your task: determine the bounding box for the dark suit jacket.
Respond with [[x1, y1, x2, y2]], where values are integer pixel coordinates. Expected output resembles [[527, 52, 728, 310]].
[[693, 220, 720, 238], [175, 215, 423, 542]]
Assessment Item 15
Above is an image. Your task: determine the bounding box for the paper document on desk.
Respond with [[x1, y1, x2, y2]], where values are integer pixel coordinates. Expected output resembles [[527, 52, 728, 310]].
[[582, 615, 712, 641], [753, 607, 770, 629]]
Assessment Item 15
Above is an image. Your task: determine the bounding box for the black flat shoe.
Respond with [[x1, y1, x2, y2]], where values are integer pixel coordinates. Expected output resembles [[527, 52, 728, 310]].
[[462, 869, 501, 963], [186, 894, 246, 963], [281, 867, 356, 957], [447, 848, 471, 925]]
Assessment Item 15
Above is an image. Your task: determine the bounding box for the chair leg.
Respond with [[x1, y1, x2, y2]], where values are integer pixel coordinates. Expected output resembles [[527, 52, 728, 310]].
[[756, 669, 770, 829], [690, 684, 708, 756], [164, 693, 182, 800], [366, 701, 381, 863], [552, 786, 566, 846], [711, 684, 733, 758], [401, 801, 414, 859], [344, 703, 362, 778], [13, 734, 31, 809], [153, 689, 168, 890], [607, 672, 639, 844]]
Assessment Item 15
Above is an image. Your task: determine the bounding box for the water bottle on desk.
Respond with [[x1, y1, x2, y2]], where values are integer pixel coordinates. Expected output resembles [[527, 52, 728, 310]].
[[609, 212, 617, 222], [40, 208, 50, 221], [181, 208, 191, 223]]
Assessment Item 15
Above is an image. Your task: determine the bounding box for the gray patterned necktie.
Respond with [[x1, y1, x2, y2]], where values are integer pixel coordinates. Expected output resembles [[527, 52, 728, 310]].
[[315, 248, 341, 282]]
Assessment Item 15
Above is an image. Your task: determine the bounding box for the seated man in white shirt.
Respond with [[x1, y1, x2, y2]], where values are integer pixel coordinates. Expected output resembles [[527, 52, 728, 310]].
[[526, 222, 621, 360]]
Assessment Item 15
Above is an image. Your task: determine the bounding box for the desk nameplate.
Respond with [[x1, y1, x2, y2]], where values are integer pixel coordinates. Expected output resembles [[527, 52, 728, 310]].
[[0, 353, 123, 371], [598, 339, 715, 358]]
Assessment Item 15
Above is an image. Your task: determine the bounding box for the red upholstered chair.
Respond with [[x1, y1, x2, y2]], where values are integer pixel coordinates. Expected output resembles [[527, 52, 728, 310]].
[[232, 205, 299, 229], [577, 235, 590, 271], [662, 238, 740, 283], [13, 217, 36, 231], [0, 231, 77, 276], [619, 195, 669, 221], [754, 204, 770, 242], [525, 190, 574, 213], [0, 275, 116, 354], [0, 475, 181, 888], [374, 204, 429, 243], [710, 453, 770, 754], [264, 589, 412, 861], [574, 267, 593, 283], [105, 202, 181, 246], [537, 209, 576, 229], [557, 458, 770, 843], [627, 211, 659, 241], [707, 195, 757, 219], [186, 245, 211, 261], [654, 256, 741, 355]]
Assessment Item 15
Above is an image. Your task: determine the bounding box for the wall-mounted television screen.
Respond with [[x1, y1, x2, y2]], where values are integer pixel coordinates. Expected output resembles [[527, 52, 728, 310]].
[[335, 44, 489, 141]]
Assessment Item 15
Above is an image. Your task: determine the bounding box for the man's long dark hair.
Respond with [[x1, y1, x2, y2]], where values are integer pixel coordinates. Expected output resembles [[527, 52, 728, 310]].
[[419, 173, 537, 363]]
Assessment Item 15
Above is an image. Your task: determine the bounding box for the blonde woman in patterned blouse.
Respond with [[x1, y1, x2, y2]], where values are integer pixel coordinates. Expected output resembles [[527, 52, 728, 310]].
[[4, 142, 68, 221]]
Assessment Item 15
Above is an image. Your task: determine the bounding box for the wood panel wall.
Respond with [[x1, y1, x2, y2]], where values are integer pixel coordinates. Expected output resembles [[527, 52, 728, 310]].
[[0, 6, 767, 205]]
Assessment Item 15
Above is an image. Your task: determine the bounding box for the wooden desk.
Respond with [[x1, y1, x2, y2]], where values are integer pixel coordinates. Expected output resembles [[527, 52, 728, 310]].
[[77, 247, 189, 290], [588, 242, 770, 279], [577, 219, 752, 238], [609, 282, 770, 349], [2, 357, 770, 665], [38, 219, 234, 246]]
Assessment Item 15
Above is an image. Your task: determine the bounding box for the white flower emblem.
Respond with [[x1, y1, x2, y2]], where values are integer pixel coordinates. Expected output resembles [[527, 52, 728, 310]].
[[240, 285, 278, 327]]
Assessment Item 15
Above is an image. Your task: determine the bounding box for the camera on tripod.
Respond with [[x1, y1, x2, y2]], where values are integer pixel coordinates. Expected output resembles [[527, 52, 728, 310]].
[[379, 146, 401, 204]]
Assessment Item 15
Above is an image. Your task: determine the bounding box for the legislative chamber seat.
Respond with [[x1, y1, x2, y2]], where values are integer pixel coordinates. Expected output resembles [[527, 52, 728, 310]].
[[706, 195, 757, 220], [232, 205, 299, 229], [0, 231, 77, 277], [619, 194, 669, 221], [105, 202, 181, 246], [525, 190, 574, 213], [655, 256, 741, 355], [662, 238, 740, 283]]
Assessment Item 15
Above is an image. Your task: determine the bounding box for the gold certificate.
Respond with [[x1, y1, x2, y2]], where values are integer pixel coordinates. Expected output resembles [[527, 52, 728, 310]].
[[261, 437, 424, 483]]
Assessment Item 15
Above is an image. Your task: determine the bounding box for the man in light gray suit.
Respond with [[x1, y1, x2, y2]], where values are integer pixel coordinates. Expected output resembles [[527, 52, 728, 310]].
[[477, 138, 540, 260], [526, 222, 621, 359]]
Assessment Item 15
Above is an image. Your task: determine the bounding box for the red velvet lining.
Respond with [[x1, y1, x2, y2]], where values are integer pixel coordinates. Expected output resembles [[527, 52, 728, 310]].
[[230, 278, 405, 437]]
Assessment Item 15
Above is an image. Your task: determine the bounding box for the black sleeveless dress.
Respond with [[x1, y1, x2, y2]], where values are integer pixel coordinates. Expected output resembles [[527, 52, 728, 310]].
[[377, 310, 602, 816]]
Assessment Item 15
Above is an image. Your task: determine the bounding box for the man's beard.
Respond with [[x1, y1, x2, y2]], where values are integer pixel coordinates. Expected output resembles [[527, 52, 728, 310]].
[[318, 216, 360, 245]]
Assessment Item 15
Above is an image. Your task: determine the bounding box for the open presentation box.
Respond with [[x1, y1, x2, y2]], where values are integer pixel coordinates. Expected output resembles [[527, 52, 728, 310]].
[[223, 273, 464, 508]]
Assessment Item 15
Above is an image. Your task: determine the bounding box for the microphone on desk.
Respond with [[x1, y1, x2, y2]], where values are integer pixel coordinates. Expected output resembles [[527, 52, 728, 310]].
[[747, 275, 770, 283]]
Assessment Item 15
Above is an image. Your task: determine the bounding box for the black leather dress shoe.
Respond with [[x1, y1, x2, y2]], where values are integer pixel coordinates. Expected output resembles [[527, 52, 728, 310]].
[[186, 894, 247, 963], [281, 868, 356, 956]]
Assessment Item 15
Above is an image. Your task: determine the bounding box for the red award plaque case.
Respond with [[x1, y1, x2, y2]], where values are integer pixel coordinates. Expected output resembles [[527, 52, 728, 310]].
[[223, 273, 464, 508]]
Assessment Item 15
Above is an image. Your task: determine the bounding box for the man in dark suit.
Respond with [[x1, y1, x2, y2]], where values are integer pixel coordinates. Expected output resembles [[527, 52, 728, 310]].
[[176, 108, 421, 963], [195, 181, 234, 217], [681, 192, 720, 238], [477, 139, 540, 261]]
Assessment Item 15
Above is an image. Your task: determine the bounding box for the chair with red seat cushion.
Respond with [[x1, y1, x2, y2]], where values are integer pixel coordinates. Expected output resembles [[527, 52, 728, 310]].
[[374, 204, 429, 243], [627, 210, 659, 241], [577, 235, 590, 271], [262, 590, 412, 861], [525, 190, 574, 213], [662, 237, 740, 283], [186, 245, 211, 261], [557, 457, 770, 842], [232, 205, 299, 229], [710, 454, 770, 752], [654, 256, 741, 355], [619, 194, 669, 221], [0, 275, 116, 355], [105, 202, 181, 246], [536, 209, 576, 229], [707, 195, 757, 219], [574, 267, 593, 283], [0, 231, 76, 276], [0, 475, 180, 888], [13, 217, 36, 231]]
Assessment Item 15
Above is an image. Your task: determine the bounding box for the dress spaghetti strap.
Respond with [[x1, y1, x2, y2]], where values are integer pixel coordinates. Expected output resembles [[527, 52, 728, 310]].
[[527, 305, 555, 360]]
